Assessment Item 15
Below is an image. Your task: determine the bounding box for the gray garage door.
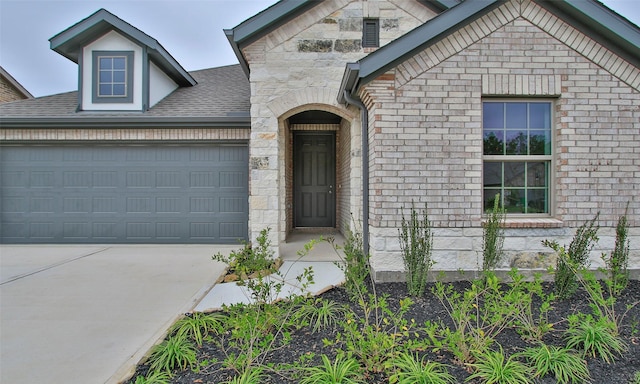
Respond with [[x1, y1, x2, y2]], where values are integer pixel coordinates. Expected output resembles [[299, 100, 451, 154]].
[[0, 144, 248, 244]]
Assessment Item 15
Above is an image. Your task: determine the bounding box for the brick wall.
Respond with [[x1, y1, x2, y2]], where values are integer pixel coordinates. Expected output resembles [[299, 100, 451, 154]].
[[361, 1, 640, 278], [0, 77, 29, 103]]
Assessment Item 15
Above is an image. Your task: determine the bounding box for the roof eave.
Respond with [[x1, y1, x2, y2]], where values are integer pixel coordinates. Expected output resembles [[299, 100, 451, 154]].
[[225, 28, 250, 78], [337, 63, 362, 104]]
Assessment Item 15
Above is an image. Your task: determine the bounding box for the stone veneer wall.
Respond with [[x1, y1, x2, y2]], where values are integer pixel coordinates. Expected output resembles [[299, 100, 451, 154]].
[[245, 0, 436, 249], [360, 0, 640, 280]]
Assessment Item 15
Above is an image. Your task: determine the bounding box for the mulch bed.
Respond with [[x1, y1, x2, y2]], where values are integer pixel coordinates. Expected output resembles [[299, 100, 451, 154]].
[[128, 279, 640, 383]]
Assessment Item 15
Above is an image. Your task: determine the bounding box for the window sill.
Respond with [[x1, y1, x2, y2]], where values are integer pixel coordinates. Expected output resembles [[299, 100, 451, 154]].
[[500, 218, 564, 229]]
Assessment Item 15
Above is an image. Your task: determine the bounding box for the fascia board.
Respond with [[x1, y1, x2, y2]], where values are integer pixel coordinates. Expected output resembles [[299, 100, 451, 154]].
[[231, 0, 314, 45]]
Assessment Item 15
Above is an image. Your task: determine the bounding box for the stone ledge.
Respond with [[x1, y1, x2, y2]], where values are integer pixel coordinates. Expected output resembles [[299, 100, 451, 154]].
[[375, 268, 640, 283], [500, 218, 564, 229]]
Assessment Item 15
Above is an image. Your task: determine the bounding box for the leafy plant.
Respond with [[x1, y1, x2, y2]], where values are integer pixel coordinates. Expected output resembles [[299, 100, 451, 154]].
[[172, 312, 225, 347], [399, 203, 434, 296], [564, 314, 627, 363], [147, 334, 197, 374], [506, 269, 556, 343], [294, 298, 347, 333], [133, 370, 171, 384], [299, 354, 363, 384], [576, 268, 638, 336], [544, 213, 599, 299], [483, 193, 505, 273], [338, 295, 415, 372], [603, 202, 630, 296], [331, 222, 371, 302], [213, 228, 276, 280], [213, 235, 317, 376], [466, 347, 532, 384], [633, 371, 640, 384], [519, 344, 590, 384], [429, 272, 519, 364], [386, 352, 455, 384]]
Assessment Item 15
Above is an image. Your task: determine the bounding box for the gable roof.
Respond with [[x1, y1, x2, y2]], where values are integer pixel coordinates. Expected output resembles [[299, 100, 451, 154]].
[[0, 65, 249, 128], [338, 0, 640, 103], [225, 0, 461, 77], [49, 8, 196, 87], [0, 66, 34, 100]]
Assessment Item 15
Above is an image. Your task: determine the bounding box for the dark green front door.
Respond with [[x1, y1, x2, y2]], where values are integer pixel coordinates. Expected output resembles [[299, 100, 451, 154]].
[[294, 133, 335, 227]]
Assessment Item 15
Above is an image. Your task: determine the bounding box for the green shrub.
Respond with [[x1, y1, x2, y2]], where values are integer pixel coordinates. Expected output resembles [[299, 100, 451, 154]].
[[603, 203, 630, 296], [506, 270, 555, 343], [300, 354, 363, 384], [544, 213, 599, 299], [338, 295, 414, 372], [429, 273, 518, 364], [564, 314, 627, 364], [633, 371, 640, 384], [147, 334, 197, 374], [519, 344, 590, 384], [399, 203, 434, 297], [466, 347, 532, 384], [333, 223, 371, 302], [386, 352, 455, 384], [212, 228, 276, 279], [172, 312, 225, 347], [294, 298, 347, 333], [483, 193, 505, 273], [133, 370, 171, 384]]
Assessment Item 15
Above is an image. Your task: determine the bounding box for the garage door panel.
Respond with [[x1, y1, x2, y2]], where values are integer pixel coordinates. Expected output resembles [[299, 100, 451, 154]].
[[0, 145, 248, 244]]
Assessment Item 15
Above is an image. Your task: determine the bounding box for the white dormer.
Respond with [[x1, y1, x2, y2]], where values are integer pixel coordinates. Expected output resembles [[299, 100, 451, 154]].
[[49, 9, 196, 112]]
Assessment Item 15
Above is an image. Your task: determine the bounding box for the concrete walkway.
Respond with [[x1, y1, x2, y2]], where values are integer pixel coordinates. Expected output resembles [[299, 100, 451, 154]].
[[0, 245, 231, 384]]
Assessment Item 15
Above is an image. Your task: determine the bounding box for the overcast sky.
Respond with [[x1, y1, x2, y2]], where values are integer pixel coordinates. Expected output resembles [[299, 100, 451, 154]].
[[1, 0, 638, 98]]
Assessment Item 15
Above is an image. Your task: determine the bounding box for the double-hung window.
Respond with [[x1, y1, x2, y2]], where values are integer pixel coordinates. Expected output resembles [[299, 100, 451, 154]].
[[93, 51, 133, 103], [483, 101, 552, 214]]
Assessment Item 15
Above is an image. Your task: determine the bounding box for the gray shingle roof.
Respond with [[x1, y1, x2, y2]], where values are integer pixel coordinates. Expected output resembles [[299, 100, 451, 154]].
[[0, 65, 250, 127]]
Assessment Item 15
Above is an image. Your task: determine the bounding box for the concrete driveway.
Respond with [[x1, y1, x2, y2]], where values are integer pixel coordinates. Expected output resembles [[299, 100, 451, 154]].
[[0, 244, 232, 384]]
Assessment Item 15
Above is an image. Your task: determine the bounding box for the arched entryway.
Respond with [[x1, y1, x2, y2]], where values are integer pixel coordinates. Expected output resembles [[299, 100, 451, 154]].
[[282, 108, 354, 236]]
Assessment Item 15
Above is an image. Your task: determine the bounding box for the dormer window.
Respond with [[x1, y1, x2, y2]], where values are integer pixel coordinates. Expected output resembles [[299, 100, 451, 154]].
[[92, 50, 133, 103]]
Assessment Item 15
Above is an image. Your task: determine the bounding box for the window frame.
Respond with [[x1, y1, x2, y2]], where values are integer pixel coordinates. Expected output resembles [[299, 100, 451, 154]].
[[482, 99, 555, 217], [92, 50, 134, 104], [362, 18, 380, 48]]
